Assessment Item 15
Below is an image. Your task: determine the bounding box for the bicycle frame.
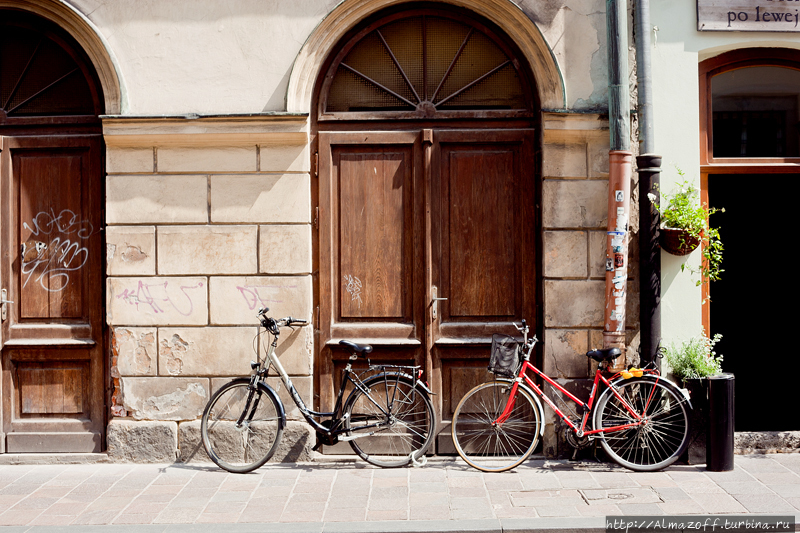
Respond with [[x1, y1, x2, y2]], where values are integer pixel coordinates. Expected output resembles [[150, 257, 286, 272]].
[[497, 342, 663, 439], [258, 330, 423, 441]]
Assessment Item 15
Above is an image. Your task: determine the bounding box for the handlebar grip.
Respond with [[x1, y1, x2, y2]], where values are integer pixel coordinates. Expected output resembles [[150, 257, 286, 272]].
[[289, 318, 309, 326]]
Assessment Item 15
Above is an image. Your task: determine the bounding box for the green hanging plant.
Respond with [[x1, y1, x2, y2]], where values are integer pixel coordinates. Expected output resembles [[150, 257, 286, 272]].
[[648, 169, 724, 287]]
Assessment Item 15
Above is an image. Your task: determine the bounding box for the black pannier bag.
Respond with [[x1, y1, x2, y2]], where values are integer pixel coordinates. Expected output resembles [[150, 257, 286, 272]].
[[488, 334, 521, 378]]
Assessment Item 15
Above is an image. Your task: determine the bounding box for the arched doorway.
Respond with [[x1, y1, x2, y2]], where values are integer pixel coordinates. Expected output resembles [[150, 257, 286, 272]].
[[313, 4, 540, 452], [0, 9, 106, 452], [700, 48, 800, 431]]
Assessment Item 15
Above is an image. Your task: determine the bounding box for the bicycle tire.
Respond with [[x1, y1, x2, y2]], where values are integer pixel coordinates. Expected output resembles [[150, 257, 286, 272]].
[[451, 380, 542, 472], [344, 373, 435, 468], [593, 376, 690, 472], [201, 378, 284, 473]]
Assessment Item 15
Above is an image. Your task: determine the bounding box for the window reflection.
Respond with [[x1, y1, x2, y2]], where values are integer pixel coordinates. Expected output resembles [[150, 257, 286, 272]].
[[712, 66, 800, 157]]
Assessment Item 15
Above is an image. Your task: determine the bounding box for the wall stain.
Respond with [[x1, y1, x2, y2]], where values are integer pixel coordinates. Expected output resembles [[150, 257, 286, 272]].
[[122, 244, 148, 263], [161, 333, 188, 375]]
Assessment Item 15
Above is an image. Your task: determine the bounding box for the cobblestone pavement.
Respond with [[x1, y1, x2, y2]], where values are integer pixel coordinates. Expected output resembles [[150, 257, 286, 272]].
[[0, 455, 799, 531]]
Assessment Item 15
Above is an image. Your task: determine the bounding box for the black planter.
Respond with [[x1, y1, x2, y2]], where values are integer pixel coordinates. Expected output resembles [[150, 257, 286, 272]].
[[707, 373, 735, 471], [682, 377, 708, 465]]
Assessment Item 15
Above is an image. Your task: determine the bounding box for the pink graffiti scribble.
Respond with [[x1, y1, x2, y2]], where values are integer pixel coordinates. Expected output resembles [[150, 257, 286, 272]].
[[117, 280, 204, 316], [237, 285, 296, 310]]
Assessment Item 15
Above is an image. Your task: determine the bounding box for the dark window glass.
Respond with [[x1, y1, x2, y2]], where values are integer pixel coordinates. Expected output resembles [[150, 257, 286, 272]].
[[712, 66, 800, 157]]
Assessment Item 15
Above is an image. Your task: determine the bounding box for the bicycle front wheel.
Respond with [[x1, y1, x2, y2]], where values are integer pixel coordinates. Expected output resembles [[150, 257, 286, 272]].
[[593, 377, 690, 472], [344, 374, 435, 468], [201, 379, 284, 473], [451, 380, 542, 472]]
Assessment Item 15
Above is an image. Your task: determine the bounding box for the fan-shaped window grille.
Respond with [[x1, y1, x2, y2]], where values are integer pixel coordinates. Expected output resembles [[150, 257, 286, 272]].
[[1, 14, 99, 119], [325, 13, 529, 114]]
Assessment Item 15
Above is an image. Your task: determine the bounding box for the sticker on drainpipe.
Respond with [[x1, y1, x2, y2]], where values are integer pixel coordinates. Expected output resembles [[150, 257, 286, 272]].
[[615, 190, 624, 202]]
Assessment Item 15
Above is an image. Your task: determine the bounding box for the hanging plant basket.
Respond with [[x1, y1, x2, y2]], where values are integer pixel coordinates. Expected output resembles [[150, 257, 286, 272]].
[[660, 227, 700, 256]]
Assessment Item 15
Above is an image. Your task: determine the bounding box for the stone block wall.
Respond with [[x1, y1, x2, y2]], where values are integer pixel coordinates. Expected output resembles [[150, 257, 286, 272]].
[[100, 113, 636, 462], [540, 113, 639, 456], [103, 115, 314, 461]]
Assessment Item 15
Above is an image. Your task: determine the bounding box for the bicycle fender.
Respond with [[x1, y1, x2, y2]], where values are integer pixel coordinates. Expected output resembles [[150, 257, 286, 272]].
[[370, 371, 435, 395], [496, 378, 546, 438], [256, 382, 287, 430]]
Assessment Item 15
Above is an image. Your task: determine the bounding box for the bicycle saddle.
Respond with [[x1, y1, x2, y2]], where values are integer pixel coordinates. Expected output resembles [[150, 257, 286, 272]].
[[339, 340, 373, 354], [586, 347, 622, 362]]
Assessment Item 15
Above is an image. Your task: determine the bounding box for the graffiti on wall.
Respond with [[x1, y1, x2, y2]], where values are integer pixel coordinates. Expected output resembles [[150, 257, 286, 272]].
[[116, 280, 205, 317], [21, 208, 93, 292]]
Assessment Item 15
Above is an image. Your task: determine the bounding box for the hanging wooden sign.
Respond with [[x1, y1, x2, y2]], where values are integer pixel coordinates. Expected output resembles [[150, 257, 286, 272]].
[[698, 0, 800, 32]]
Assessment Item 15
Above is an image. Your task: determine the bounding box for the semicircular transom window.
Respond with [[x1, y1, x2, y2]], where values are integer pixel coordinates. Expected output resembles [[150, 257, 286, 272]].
[[325, 13, 530, 114], [1, 16, 99, 119]]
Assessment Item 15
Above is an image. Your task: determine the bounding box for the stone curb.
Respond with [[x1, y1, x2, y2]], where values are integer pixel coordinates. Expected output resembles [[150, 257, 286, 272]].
[[0, 517, 605, 533], [2, 517, 799, 533]]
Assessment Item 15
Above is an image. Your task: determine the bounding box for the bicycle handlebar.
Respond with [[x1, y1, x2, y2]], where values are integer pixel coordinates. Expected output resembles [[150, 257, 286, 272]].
[[257, 308, 309, 329]]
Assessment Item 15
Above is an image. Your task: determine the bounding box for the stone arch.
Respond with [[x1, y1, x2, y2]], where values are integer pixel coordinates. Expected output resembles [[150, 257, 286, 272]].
[[0, 0, 125, 114], [286, 0, 565, 112]]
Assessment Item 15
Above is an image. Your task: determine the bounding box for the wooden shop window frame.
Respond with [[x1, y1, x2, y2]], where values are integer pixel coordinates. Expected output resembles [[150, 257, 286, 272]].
[[699, 48, 800, 331]]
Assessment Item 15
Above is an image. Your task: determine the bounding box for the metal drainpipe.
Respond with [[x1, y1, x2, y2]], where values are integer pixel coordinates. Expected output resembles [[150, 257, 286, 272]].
[[634, 0, 662, 367], [604, 0, 633, 370]]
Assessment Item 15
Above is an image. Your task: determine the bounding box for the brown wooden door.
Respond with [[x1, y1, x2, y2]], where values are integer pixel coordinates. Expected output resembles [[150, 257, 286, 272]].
[[428, 129, 536, 451], [1, 135, 105, 452], [318, 131, 425, 409], [318, 128, 536, 452]]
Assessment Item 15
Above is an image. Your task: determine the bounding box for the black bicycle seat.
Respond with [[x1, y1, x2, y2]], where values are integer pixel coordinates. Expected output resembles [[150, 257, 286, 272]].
[[339, 340, 373, 354], [586, 348, 622, 362]]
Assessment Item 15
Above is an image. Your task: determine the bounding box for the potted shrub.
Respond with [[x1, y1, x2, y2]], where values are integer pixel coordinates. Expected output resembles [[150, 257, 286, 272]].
[[649, 171, 724, 287], [663, 332, 724, 464]]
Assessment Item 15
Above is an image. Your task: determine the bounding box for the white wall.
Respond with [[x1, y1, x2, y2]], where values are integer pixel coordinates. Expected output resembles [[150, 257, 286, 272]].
[[650, 0, 800, 341], [63, 0, 611, 115]]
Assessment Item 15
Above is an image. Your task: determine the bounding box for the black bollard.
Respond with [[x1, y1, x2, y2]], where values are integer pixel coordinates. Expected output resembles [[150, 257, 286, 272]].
[[706, 373, 735, 471]]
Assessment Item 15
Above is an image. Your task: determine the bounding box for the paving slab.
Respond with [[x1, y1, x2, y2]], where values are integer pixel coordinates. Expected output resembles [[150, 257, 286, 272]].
[[0, 456, 798, 532]]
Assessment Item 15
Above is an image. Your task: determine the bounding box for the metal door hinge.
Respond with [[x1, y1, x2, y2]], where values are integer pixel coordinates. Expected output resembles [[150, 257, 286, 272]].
[[314, 152, 319, 177], [314, 206, 319, 229], [1, 289, 13, 321]]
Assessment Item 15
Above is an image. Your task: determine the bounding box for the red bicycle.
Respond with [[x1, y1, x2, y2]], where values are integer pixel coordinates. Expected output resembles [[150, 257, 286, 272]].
[[451, 320, 691, 472]]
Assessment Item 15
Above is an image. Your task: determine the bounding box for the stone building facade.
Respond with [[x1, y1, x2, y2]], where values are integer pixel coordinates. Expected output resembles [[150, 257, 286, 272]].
[[0, 0, 639, 460]]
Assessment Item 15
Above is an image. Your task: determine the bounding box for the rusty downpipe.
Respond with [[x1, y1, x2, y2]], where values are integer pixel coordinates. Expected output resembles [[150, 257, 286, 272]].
[[604, 0, 633, 369]]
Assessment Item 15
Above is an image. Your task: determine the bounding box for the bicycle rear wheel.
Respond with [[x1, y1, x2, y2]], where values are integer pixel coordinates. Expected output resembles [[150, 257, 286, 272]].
[[451, 380, 542, 472], [201, 379, 284, 473], [593, 377, 690, 472], [344, 374, 435, 468]]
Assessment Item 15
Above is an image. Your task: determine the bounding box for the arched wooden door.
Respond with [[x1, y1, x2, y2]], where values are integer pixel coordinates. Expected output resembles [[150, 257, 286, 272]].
[[0, 11, 106, 452], [314, 7, 540, 452]]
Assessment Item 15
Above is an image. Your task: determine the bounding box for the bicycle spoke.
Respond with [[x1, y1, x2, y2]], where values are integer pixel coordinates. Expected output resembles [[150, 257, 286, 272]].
[[594, 378, 689, 471], [452, 381, 541, 472], [345, 375, 434, 467], [201, 381, 283, 473]]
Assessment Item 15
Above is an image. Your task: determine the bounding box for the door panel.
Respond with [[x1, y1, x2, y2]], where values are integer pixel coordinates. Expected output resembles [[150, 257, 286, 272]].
[[442, 142, 516, 317], [1, 136, 104, 452], [338, 151, 408, 319]]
